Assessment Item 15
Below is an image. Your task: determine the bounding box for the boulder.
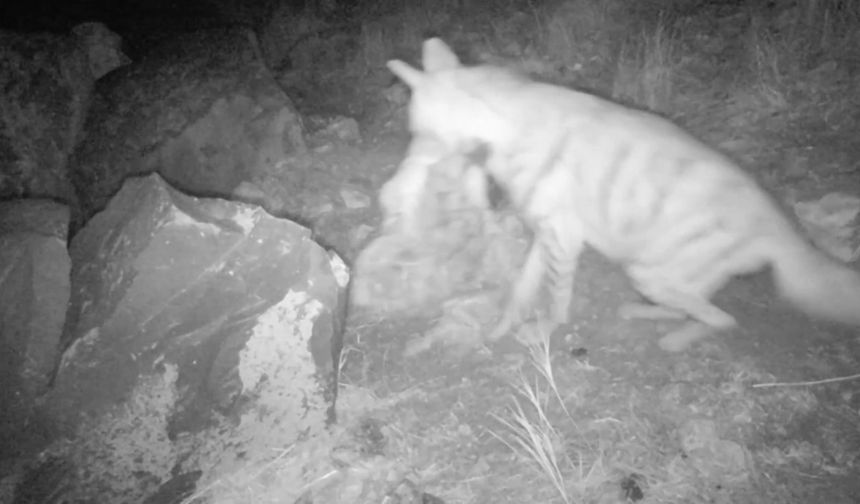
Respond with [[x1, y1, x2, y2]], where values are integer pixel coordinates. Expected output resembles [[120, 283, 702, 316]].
[[68, 26, 308, 232], [33, 173, 347, 502], [0, 200, 70, 461], [0, 22, 129, 204]]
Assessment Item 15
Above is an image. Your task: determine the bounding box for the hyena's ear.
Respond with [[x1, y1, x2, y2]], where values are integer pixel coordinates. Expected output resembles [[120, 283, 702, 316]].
[[422, 38, 460, 72], [387, 60, 424, 89]]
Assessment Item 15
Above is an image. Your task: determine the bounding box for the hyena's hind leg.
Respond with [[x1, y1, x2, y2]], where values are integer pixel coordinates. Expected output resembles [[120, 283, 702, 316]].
[[624, 269, 737, 352], [622, 225, 772, 351], [617, 302, 688, 321]]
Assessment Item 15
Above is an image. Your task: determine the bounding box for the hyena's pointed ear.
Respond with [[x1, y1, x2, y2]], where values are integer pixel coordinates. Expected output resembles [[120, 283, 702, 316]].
[[387, 60, 424, 88], [422, 38, 460, 72]]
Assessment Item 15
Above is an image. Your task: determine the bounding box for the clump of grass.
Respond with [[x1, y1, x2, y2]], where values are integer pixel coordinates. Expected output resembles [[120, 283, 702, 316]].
[[744, 18, 791, 112], [527, 334, 569, 417], [613, 15, 681, 113], [490, 323, 607, 503], [743, 0, 860, 111], [491, 372, 573, 504], [789, 0, 860, 59], [544, 0, 621, 73]]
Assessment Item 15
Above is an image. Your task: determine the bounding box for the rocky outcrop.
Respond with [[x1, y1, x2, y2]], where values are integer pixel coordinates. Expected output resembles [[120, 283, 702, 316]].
[[68, 26, 308, 233], [17, 173, 348, 502], [0, 22, 129, 205]]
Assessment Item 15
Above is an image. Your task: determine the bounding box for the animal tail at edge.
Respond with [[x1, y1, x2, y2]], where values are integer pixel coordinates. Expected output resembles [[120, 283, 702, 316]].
[[769, 223, 860, 326]]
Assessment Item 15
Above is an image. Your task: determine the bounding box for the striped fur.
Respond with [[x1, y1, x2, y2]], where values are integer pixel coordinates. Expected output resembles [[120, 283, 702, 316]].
[[387, 38, 860, 351]]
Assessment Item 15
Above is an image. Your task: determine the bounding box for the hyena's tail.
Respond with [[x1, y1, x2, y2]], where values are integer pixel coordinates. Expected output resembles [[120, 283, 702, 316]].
[[769, 227, 860, 326]]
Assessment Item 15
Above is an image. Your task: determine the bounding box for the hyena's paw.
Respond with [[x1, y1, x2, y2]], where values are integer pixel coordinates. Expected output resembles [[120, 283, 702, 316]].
[[487, 291, 537, 342], [550, 294, 572, 326], [488, 300, 568, 344], [657, 321, 716, 352], [403, 327, 486, 358], [403, 333, 451, 357], [486, 312, 519, 342], [618, 302, 687, 321], [404, 293, 495, 357], [513, 318, 560, 347]]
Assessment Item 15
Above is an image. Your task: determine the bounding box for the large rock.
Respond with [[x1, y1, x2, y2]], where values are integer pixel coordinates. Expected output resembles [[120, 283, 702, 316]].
[[0, 200, 70, 461], [68, 26, 308, 233], [0, 22, 129, 204], [32, 173, 347, 502]]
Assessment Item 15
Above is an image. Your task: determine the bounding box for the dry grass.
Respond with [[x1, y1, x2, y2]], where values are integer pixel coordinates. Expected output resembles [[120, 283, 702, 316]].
[[491, 377, 573, 504], [489, 325, 608, 504], [257, 0, 859, 135], [543, 0, 620, 71], [744, 0, 860, 110], [613, 16, 681, 112], [746, 25, 791, 112]]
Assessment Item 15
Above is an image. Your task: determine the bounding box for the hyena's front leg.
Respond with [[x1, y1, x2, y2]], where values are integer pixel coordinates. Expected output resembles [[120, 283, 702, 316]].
[[487, 236, 546, 342], [542, 216, 584, 326], [487, 217, 584, 342]]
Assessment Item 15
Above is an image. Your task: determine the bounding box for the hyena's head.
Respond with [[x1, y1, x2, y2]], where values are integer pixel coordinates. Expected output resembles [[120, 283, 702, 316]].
[[387, 38, 513, 154]]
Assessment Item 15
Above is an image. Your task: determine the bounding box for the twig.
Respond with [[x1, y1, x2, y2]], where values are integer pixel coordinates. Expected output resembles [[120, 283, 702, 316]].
[[751, 373, 860, 388]]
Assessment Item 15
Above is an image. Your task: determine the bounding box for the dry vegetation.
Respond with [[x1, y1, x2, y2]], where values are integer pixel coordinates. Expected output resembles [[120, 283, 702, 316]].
[[182, 0, 860, 502]]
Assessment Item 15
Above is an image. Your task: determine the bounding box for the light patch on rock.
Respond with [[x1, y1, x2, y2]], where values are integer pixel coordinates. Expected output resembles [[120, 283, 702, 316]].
[[168, 206, 222, 235], [328, 251, 350, 288], [59, 363, 179, 500], [239, 289, 322, 393], [58, 327, 100, 374], [180, 289, 331, 491]]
